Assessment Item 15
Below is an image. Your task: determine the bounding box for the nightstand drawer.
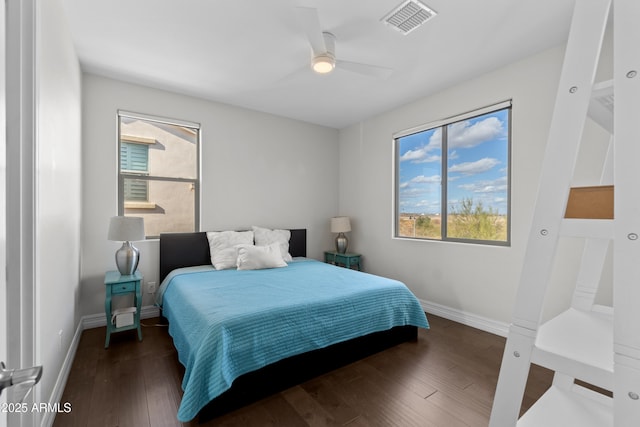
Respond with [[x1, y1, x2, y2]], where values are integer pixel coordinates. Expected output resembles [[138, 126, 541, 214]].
[[111, 281, 136, 294], [324, 251, 362, 270]]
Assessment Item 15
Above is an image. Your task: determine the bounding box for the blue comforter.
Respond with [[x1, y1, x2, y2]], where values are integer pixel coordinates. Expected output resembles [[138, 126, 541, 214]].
[[157, 258, 429, 421]]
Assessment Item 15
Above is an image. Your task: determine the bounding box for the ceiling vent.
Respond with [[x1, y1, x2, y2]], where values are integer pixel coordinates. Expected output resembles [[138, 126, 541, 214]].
[[381, 0, 437, 35], [588, 80, 614, 133]]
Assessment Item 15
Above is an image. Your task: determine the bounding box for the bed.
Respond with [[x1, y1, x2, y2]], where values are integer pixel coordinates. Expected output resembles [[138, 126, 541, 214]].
[[157, 229, 429, 422]]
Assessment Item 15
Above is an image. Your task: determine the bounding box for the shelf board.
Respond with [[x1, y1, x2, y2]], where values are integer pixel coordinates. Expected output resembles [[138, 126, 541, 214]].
[[518, 385, 612, 427], [565, 186, 613, 219], [533, 308, 613, 389]]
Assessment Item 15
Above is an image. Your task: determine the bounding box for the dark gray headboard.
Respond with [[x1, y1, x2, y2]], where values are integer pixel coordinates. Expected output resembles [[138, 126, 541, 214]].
[[159, 229, 307, 283]]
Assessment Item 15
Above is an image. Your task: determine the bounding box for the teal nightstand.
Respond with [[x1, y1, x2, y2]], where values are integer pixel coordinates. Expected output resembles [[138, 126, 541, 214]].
[[104, 270, 143, 348], [324, 251, 362, 271]]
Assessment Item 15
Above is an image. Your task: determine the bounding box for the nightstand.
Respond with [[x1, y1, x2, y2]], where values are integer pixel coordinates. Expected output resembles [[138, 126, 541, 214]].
[[324, 251, 362, 271], [104, 270, 143, 348]]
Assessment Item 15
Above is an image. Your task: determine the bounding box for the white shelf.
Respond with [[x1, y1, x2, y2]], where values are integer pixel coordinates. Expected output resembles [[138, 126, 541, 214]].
[[532, 307, 614, 389], [588, 79, 613, 134], [518, 385, 612, 427]]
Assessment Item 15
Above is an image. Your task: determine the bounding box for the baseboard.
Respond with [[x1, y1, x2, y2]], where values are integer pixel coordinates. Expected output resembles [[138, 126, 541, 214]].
[[41, 318, 84, 427], [420, 299, 509, 337], [82, 305, 160, 329]]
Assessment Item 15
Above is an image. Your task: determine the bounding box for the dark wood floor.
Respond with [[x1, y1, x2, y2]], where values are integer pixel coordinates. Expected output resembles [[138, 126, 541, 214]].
[[53, 315, 552, 426]]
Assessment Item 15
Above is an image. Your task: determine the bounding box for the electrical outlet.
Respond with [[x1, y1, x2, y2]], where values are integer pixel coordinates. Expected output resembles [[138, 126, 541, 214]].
[[147, 281, 156, 294]]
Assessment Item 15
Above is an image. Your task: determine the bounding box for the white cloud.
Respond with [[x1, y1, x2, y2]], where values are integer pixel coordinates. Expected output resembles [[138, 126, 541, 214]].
[[399, 115, 504, 165], [428, 128, 442, 148], [400, 129, 442, 163], [449, 157, 499, 175], [400, 146, 440, 163], [399, 175, 441, 197], [400, 147, 427, 162], [410, 174, 441, 184], [449, 117, 505, 149], [457, 176, 508, 193], [416, 200, 429, 206], [400, 187, 426, 197], [399, 175, 441, 210]]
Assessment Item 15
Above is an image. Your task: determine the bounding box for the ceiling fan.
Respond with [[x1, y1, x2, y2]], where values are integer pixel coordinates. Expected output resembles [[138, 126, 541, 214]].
[[294, 7, 393, 78]]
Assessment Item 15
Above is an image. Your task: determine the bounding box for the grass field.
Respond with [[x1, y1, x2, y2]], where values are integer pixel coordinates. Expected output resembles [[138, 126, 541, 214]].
[[398, 213, 507, 241]]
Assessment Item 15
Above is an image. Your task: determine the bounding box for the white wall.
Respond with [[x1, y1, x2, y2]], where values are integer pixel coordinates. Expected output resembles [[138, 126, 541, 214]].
[[338, 44, 612, 327], [36, 0, 82, 417], [80, 74, 339, 317]]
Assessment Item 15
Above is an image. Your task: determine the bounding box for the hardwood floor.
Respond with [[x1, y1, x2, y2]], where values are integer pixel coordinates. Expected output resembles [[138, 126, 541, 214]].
[[53, 316, 552, 426]]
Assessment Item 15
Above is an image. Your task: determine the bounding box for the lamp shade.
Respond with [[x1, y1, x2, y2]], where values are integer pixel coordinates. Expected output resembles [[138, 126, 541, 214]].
[[108, 216, 145, 242], [331, 216, 351, 233]]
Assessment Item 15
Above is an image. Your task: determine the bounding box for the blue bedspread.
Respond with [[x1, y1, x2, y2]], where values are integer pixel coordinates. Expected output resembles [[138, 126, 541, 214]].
[[157, 258, 429, 421]]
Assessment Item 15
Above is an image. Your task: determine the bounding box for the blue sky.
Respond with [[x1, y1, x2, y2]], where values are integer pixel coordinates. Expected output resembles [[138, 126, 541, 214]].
[[397, 108, 509, 215]]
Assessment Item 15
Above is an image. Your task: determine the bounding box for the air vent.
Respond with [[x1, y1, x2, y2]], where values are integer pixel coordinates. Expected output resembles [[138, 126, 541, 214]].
[[381, 0, 437, 35], [588, 80, 614, 133]]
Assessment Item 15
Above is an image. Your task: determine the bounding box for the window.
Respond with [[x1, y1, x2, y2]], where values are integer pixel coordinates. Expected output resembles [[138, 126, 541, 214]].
[[118, 111, 200, 238], [394, 102, 511, 245]]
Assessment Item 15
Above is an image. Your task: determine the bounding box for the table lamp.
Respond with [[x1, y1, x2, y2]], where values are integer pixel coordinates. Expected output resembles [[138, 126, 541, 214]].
[[331, 216, 351, 254], [108, 216, 145, 275]]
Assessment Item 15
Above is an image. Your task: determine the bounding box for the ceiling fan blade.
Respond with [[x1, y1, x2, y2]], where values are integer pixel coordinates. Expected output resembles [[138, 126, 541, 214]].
[[294, 7, 326, 56], [336, 59, 393, 79]]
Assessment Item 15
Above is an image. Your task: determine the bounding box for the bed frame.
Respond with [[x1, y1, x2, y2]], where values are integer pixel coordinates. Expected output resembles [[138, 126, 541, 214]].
[[159, 229, 308, 283], [158, 229, 418, 422]]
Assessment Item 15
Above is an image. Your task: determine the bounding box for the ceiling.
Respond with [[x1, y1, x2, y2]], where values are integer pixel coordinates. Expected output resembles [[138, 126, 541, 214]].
[[60, 0, 576, 129]]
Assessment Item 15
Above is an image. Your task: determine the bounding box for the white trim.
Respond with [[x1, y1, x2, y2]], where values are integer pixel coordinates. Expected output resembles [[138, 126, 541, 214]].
[[118, 110, 200, 130], [40, 320, 83, 427], [0, 2, 7, 425], [6, 1, 38, 424], [420, 298, 509, 337]]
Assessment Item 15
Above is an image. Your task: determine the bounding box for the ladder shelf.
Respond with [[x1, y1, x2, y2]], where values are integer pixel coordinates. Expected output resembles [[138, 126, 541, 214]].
[[489, 0, 640, 425], [518, 385, 612, 427], [533, 307, 613, 390]]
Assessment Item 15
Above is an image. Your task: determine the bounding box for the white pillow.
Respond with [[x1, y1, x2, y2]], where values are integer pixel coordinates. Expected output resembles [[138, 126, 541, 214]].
[[252, 226, 293, 262], [236, 243, 288, 270], [206, 230, 254, 269]]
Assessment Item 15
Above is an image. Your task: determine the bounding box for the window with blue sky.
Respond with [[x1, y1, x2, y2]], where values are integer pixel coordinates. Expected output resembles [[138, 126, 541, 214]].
[[395, 103, 511, 244]]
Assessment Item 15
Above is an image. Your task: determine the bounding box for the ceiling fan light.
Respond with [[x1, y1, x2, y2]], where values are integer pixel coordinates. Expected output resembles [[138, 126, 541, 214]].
[[312, 55, 335, 74]]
